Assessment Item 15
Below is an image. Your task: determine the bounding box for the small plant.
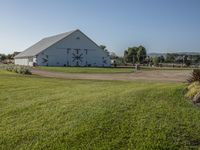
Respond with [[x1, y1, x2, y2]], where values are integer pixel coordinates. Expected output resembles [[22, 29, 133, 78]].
[[187, 69, 200, 83], [185, 71, 200, 104], [185, 81, 200, 99]]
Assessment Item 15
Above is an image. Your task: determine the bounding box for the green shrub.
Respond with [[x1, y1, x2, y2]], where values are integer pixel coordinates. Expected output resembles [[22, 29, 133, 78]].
[[0, 64, 32, 75], [187, 69, 200, 83], [19, 66, 32, 75]]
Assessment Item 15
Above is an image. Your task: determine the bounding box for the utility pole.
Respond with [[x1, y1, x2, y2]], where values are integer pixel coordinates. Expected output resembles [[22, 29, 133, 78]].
[[182, 55, 185, 67]]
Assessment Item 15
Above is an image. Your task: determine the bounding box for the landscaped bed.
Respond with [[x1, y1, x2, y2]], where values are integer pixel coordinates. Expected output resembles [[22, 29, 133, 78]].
[[1, 71, 200, 149]]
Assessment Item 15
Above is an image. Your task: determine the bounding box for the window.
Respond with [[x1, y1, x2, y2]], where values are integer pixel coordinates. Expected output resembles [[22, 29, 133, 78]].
[[76, 37, 80, 40]]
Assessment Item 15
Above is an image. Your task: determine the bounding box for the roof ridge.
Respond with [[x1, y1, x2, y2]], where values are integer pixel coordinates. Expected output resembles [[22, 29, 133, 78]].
[[43, 29, 77, 39]]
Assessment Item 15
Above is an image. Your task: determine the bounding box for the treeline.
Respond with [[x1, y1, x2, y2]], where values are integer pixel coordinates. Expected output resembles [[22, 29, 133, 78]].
[[0, 52, 19, 63], [110, 45, 200, 67], [147, 53, 200, 67]]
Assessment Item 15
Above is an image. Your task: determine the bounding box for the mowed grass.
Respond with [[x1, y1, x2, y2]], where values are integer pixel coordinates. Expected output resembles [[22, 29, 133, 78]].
[[1, 71, 200, 149], [141, 66, 194, 71], [37, 66, 134, 73]]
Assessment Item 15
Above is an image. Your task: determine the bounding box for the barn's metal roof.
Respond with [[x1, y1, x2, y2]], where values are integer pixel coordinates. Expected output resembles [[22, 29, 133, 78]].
[[15, 30, 77, 58]]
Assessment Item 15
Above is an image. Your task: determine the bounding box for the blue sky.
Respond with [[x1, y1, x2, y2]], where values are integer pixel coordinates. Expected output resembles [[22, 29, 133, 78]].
[[0, 0, 200, 55]]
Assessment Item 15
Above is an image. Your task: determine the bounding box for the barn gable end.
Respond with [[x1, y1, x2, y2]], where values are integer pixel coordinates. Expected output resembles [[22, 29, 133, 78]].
[[15, 30, 111, 67]]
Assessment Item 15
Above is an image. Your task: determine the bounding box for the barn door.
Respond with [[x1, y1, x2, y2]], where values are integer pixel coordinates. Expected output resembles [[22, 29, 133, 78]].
[[71, 49, 85, 66], [67, 48, 71, 66]]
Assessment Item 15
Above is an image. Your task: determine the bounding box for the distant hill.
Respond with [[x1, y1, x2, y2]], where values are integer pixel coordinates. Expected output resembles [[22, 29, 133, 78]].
[[148, 52, 200, 57], [148, 53, 166, 57]]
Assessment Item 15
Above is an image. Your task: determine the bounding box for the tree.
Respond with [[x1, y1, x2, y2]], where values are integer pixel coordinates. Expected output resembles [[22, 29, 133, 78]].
[[137, 46, 147, 64], [127, 47, 137, 63], [99, 45, 109, 56], [0, 54, 6, 62], [183, 55, 192, 66], [7, 54, 12, 59], [123, 45, 147, 64], [110, 52, 118, 59], [144, 56, 153, 65], [153, 56, 160, 66], [159, 55, 165, 63], [124, 50, 128, 63], [99, 45, 106, 50], [165, 53, 176, 63]]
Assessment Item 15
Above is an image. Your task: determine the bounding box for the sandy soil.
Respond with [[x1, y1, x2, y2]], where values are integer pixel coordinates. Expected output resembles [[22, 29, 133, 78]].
[[32, 69, 192, 83]]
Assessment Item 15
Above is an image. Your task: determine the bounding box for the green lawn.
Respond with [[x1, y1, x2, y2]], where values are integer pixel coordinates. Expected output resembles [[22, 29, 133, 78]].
[[141, 66, 194, 70], [36, 66, 134, 73], [1, 70, 200, 149]]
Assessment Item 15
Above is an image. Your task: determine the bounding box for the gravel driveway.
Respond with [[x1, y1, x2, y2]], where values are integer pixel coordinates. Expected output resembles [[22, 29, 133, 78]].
[[32, 69, 191, 82]]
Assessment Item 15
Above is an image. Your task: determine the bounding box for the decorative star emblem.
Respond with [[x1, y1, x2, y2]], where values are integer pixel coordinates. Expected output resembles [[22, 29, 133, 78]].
[[103, 60, 107, 64], [102, 57, 107, 64], [42, 58, 48, 63], [42, 55, 48, 63], [72, 53, 83, 62]]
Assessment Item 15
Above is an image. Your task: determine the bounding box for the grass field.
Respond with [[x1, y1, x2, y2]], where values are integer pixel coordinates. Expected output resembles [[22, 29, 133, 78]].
[[37, 66, 134, 73], [36, 66, 194, 75], [140, 66, 194, 70], [1, 70, 200, 149]]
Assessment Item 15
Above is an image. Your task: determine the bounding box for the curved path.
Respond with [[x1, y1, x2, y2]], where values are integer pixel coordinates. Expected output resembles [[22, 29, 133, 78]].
[[32, 69, 191, 82]]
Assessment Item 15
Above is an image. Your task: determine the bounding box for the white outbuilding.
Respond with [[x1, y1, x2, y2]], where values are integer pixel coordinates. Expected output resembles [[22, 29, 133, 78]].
[[15, 29, 110, 67]]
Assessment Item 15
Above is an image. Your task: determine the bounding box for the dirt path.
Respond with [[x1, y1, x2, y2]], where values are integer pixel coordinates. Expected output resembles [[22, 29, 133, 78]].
[[32, 69, 191, 82]]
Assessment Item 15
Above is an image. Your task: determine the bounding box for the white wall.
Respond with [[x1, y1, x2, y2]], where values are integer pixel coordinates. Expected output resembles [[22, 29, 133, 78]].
[[15, 58, 28, 66], [14, 57, 36, 66], [36, 30, 111, 67]]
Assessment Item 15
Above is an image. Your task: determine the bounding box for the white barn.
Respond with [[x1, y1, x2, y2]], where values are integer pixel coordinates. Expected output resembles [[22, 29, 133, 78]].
[[15, 29, 110, 67]]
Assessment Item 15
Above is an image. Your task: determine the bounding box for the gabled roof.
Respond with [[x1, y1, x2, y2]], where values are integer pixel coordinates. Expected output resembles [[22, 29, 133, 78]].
[[15, 30, 77, 58]]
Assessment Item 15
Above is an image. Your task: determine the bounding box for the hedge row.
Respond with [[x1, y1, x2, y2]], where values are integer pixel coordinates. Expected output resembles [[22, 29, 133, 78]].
[[0, 64, 32, 75]]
